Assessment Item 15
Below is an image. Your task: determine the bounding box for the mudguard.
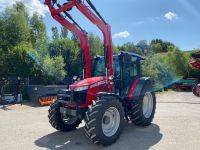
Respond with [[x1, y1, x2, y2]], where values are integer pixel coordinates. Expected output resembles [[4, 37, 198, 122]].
[[97, 77, 154, 103], [97, 92, 121, 100], [131, 77, 153, 102]]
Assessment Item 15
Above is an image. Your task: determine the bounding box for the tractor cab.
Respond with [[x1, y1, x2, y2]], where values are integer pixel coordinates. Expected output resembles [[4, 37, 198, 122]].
[[92, 51, 144, 97]]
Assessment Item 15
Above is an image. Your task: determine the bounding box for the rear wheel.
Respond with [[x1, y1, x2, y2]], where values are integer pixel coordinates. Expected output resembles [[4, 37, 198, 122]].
[[130, 83, 156, 126], [192, 85, 200, 97], [48, 102, 81, 131], [84, 97, 125, 146]]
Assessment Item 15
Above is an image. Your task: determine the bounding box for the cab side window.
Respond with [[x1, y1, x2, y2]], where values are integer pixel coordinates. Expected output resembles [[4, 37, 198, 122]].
[[124, 56, 138, 79], [130, 57, 138, 77]]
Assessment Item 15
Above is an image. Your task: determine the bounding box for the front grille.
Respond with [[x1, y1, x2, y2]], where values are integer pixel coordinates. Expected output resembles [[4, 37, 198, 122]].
[[71, 90, 87, 105], [57, 89, 71, 101], [57, 89, 87, 105]]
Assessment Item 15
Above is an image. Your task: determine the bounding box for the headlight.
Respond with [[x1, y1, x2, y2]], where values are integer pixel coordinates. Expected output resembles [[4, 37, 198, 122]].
[[74, 86, 88, 91]]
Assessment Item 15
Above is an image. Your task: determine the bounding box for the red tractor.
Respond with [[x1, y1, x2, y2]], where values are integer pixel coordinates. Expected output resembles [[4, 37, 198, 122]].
[[45, 0, 156, 146]]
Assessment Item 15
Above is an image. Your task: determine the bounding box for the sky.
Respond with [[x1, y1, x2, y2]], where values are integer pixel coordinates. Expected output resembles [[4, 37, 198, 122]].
[[0, 0, 200, 50]]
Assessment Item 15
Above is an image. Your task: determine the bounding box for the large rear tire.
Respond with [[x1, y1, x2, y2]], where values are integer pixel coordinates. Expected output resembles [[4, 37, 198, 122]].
[[48, 102, 81, 131], [130, 83, 156, 126], [84, 97, 125, 146]]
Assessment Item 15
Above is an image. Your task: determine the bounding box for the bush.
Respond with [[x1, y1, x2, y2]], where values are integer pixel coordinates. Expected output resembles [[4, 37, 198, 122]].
[[42, 55, 66, 84], [142, 54, 175, 90]]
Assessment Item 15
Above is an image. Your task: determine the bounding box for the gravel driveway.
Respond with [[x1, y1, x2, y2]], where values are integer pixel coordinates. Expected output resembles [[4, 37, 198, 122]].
[[0, 91, 200, 150]]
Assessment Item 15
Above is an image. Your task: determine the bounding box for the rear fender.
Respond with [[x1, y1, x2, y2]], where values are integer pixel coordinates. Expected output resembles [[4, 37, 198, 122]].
[[130, 77, 153, 102]]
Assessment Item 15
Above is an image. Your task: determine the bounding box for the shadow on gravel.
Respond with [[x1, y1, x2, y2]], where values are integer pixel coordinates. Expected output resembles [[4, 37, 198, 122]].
[[22, 101, 42, 108], [0, 102, 44, 111], [172, 89, 192, 92], [0, 105, 11, 111], [35, 123, 162, 150], [158, 101, 200, 104]]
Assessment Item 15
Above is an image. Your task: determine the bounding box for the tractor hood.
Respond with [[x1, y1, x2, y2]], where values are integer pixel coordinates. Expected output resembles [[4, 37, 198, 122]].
[[69, 76, 105, 90]]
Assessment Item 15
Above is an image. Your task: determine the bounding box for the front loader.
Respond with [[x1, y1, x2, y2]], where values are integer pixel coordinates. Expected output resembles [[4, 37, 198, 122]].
[[45, 0, 156, 146], [45, 0, 91, 79]]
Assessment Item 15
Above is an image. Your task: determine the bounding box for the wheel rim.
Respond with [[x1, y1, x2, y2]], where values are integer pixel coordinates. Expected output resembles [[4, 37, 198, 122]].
[[62, 115, 78, 125], [102, 107, 120, 137], [142, 92, 153, 118]]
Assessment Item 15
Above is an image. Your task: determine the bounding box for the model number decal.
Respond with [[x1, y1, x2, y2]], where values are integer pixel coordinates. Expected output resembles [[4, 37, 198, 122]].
[[90, 80, 106, 89]]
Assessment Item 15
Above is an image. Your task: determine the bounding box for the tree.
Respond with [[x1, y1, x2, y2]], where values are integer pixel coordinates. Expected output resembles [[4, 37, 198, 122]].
[[30, 13, 49, 61], [71, 32, 80, 45], [136, 40, 150, 54], [2, 2, 31, 49], [112, 44, 119, 54], [0, 2, 38, 77], [165, 47, 188, 77], [51, 26, 59, 40], [0, 17, 6, 49], [60, 27, 68, 39], [150, 39, 175, 53], [30, 13, 48, 49], [88, 33, 104, 57], [119, 42, 142, 55], [142, 54, 175, 90], [43, 55, 66, 83], [150, 43, 162, 53], [48, 38, 81, 77], [0, 45, 42, 77]]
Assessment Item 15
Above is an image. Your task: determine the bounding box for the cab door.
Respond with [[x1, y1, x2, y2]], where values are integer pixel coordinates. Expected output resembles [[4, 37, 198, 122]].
[[121, 54, 141, 96]]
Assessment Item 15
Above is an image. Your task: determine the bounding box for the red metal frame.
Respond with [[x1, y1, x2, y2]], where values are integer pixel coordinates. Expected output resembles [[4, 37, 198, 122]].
[[45, 0, 91, 78], [73, 0, 114, 77], [190, 60, 200, 70]]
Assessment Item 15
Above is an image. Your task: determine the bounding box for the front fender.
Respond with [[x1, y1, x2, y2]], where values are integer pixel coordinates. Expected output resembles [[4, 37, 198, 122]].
[[97, 92, 121, 100]]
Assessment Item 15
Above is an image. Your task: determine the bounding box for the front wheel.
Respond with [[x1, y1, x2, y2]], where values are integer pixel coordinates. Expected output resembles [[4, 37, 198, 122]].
[[84, 97, 125, 146], [48, 102, 81, 131], [130, 83, 156, 126]]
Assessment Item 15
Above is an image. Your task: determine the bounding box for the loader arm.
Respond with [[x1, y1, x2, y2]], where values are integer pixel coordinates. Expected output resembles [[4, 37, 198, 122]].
[[44, 0, 91, 78], [73, 0, 114, 77]]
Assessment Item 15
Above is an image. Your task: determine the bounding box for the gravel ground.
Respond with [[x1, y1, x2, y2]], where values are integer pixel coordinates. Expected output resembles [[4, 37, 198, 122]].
[[0, 91, 200, 150]]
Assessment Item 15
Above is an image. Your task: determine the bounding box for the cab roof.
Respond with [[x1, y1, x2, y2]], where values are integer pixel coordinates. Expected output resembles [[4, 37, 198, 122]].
[[119, 51, 145, 60], [94, 51, 144, 60]]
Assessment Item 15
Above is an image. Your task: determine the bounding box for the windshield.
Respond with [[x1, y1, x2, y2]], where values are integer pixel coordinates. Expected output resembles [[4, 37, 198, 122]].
[[94, 57, 105, 76], [93, 56, 120, 77]]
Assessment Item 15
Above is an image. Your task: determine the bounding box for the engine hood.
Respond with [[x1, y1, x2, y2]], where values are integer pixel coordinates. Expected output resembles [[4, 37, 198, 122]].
[[69, 76, 105, 90]]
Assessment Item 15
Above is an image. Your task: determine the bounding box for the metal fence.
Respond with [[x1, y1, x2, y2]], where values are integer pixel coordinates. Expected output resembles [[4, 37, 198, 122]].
[[0, 77, 71, 102]]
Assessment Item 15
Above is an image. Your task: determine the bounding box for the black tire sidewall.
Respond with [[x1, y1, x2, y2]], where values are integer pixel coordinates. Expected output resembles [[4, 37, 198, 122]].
[[48, 102, 81, 131], [94, 98, 125, 145], [140, 91, 156, 121], [134, 83, 156, 126]]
